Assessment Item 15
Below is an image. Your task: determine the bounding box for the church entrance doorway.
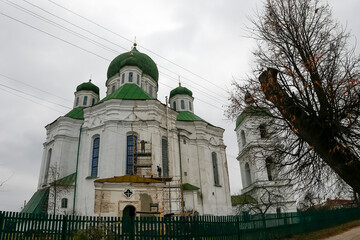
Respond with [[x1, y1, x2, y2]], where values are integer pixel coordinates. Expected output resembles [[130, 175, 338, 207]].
[[123, 205, 136, 218]]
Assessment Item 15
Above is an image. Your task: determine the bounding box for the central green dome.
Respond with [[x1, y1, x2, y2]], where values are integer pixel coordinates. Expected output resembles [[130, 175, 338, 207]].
[[107, 46, 159, 82]]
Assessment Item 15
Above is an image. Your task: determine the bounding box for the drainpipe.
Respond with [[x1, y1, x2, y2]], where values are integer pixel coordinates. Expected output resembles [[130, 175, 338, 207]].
[[177, 131, 184, 213], [73, 124, 83, 214]]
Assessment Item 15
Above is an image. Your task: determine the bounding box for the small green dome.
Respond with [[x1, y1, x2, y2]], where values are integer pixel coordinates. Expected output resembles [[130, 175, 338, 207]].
[[170, 85, 193, 99], [76, 81, 99, 95], [107, 46, 159, 82]]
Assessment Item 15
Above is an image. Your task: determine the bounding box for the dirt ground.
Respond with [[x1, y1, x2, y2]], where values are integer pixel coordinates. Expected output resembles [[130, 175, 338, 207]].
[[324, 225, 360, 240]]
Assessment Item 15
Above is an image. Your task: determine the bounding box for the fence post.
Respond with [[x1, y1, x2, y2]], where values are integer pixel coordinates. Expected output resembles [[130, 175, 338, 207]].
[[61, 215, 68, 240], [237, 216, 241, 240], [0, 212, 4, 239]]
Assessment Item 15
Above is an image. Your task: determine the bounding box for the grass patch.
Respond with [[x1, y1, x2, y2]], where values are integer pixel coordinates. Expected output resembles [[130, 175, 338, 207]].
[[283, 219, 360, 240]]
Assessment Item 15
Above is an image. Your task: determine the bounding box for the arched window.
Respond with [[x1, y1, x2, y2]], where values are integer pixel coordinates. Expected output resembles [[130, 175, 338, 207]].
[[241, 130, 246, 146], [121, 73, 125, 84], [245, 162, 251, 187], [137, 74, 140, 85], [126, 134, 137, 175], [83, 96, 88, 105], [212, 152, 220, 186], [149, 85, 153, 97], [181, 100, 185, 109], [162, 137, 169, 177], [266, 157, 275, 181], [92, 98, 95, 106], [129, 72, 133, 82], [189, 101, 192, 111], [61, 198, 68, 208], [75, 97, 79, 106], [44, 148, 52, 184], [173, 101, 177, 111], [259, 124, 267, 138], [111, 85, 115, 93], [91, 137, 100, 177]]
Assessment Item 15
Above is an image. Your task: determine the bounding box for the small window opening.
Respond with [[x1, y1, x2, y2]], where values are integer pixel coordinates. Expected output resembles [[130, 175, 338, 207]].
[[137, 74, 140, 85], [112, 85, 115, 93], [173, 101, 177, 111], [189, 101, 192, 111], [83, 96, 88, 105], [121, 73, 125, 84], [149, 85, 153, 96], [260, 124, 267, 138], [61, 198, 68, 208], [181, 100, 185, 109], [75, 97, 79, 106], [129, 72, 133, 82], [241, 130, 246, 146]]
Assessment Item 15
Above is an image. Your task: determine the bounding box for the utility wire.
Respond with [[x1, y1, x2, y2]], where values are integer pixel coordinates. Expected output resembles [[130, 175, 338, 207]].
[[3, 0, 227, 102], [47, 0, 230, 94], [0, 4, 227, 112], [0, 82, 71, 109], [0, 72, 72, 103], [2, 0, 119, 55], [0, 11, 111, 62], [0, 86, 65, 113]]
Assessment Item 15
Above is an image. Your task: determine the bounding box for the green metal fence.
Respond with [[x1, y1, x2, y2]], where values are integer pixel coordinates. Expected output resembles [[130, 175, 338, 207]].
[[1, 207, 360, 239]]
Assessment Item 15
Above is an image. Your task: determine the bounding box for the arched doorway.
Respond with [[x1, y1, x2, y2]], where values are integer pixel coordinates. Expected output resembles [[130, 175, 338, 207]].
[[123, 205, 136, 218], [122, 205, 136, 237]]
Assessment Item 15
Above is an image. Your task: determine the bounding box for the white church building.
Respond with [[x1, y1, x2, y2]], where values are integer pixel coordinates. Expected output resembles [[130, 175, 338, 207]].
[[22, 44, 232, 217]]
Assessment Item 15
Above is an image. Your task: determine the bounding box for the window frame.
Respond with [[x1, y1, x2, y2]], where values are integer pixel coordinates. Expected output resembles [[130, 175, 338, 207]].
[[181, 100, 185, 110], [126, 134, 137, 175], [83, 96, 88, 105], [212, 152, 220, 186], [91, 136, 100, 177], [61, 198, 68, 208], [129, 72, 133, 82]]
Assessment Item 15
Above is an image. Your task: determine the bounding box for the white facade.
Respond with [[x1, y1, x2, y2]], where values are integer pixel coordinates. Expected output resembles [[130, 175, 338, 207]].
[[33, 46, 231, 217], [235, 106, 297, 214]]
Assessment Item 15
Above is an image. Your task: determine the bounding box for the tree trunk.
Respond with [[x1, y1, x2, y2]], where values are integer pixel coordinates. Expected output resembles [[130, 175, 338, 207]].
[[259, 68, 360, 194]]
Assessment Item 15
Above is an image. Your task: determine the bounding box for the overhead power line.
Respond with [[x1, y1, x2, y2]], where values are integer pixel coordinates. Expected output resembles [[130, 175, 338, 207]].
[[3, 0, 228, 102], [0, 73, 72, 103], [0, 11, 111, 62], [0, 3, 228, 110], [0, 82, 71, 109], [47, 0, 230, 94]]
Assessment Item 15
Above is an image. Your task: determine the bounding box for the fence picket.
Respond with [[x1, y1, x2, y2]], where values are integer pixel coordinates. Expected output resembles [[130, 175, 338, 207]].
[[2, 207, 360, 239]]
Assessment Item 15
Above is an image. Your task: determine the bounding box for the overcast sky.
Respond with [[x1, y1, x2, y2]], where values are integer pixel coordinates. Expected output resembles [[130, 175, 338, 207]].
[[0, 0, 359, 212]]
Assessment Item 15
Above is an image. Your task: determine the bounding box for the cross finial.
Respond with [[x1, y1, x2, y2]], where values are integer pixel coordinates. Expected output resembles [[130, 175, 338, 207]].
[[89, 74, 92, 82], [178, 76, 181, 86], [133, 36, 137, 47]]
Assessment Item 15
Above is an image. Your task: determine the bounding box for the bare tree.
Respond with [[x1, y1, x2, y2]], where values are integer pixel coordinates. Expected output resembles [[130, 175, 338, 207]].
[[227, 0, 360, 195], [236, 187, 286, 215], [47, 164, 72, 215]]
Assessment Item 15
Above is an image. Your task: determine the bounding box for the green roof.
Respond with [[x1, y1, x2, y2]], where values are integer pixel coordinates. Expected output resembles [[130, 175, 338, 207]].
[[176, 111, 206, 122], [231, 194, 256, 206], [64, 107, 84, 120], [99, 83, 153, 103], [76, 81, 99, 95], [107, 46, 159, 82], [50, 173, 76, 186], [21, 188, 49, 214], [170, 85, 193, 98], [182, 183, 200, 190], [236, 106, 271, 129]]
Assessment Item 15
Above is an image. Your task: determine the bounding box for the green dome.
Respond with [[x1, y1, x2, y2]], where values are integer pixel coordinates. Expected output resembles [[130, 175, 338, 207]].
[[107, 47, 159, 82], [76, 81, 99, 95], [170, 85, 193, 99]]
